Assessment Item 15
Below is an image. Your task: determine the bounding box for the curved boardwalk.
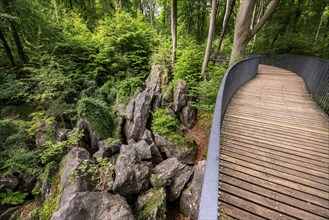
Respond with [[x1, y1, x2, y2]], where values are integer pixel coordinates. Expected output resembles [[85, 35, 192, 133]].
[[218, 65, 329, 220]]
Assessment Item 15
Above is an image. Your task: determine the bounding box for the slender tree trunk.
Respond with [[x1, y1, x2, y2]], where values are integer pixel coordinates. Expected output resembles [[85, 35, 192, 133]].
[[229, 0, 279, 66], [201, 0, 217, 80], [214, 0, 236, 59], [313, 7, 324, 49], [11, 23, 27, 65], [171, 0, 177, 67], [0, 28, 15, 67], [149, 0, 154, 29]]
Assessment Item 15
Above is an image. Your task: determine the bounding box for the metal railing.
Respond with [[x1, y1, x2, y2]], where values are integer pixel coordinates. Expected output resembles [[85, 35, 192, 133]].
[[198, 57, 260, 220], [261, 54, 329, 115]]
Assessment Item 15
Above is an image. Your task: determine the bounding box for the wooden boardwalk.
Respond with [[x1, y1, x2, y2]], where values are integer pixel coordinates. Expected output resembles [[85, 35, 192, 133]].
[[218, 65, 329, 220]]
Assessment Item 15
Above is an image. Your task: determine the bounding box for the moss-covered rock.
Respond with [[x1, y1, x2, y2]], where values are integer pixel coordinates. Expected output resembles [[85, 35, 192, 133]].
[[77, 97, 114, 139], [135, 187, 167, 220]]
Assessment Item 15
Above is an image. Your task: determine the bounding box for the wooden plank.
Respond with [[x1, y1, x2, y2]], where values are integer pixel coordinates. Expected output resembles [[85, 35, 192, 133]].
[[220, 182, 327, 220], [219, 201, 265, 220], [222, 149, 329, 185], [221, 167, 329, 216], [223, 136, 329, 165], [222, 140, 329, 171], [221, 154, 329, 194], [219, 191, 292, 219], [221, 144, 329, 180], [219, 202, 265, 220], [220, 173, 329, 219], [222, 129, 329, 155]]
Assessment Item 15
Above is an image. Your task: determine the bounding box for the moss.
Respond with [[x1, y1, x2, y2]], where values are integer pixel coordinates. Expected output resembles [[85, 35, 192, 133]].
[[136, 187, 166, 220], [39, 171, 61, 220], [77, 97, 114, 139], [151, 108, 187, 146]]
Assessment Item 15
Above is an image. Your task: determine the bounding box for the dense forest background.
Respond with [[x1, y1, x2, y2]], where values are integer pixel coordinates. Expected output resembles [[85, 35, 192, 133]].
[[0, 0, 328, 219]]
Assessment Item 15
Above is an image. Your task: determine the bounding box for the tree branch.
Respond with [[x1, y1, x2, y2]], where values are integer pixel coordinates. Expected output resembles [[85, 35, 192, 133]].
[[250, 0, 280, 38]]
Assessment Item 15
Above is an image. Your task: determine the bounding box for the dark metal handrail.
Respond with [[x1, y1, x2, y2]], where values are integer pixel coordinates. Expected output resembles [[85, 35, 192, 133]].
[[198, 57, 260, 220], [261, 54, 329, 115]]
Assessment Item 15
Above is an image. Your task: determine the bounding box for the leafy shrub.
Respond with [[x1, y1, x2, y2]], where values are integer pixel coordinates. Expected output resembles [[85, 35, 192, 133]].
[[69, 157, 114, 184], [0, 189, 28, 205], [38, 172, 61, 220], [40, 129, 84, 164], [172, 37, 203, 92], [0, 119, 38, 176], [77, 97, 114, 138], [193, 63, 227, 111], [151, 108, 186, 146]]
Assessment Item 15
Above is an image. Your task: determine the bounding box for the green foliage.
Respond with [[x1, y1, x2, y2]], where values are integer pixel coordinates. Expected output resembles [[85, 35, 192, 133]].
[[193, 63, 227, 111], [26, 111, 55, 137], [69, 157, 114, 184], [77, 97, 114, 138], [38, 172, 61, 220], [172, 37, 204, 94], [0, 189, 28, 205], [0, 119, 38, 176], [40, 129, 84, 164], [151, 108, 186, 146], [32, 161, 59, 197]]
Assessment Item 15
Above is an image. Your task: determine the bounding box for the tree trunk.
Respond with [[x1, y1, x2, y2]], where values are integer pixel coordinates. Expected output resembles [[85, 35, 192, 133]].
[[149, 0, 154, 29], [201, 0, 217, 80], [213, 0, 236, 59], [313, 7, 325, 49], [2, 0, 27, 65], [11, 23, 27, 65], [229, 0, 279, 66], [0, 28, 15, 67], [171, 0, 177, 67]]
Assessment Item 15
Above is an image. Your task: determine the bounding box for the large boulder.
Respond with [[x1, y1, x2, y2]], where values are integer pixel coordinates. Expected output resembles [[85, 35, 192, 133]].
[[150, 158, 193, 202], [174, 80, 188, 113], [180, 160, 205, 219], [58, 147, 92, 207], [77, 118, 102, 151], [34, 161, 59, 200], [145, 64, 169, 93], [135, 187, 167, 220], [51, 192, 134, 220], [93, 140, 121, 159], [0, 174, 19, 190], [19, 169, 40, 193], [153, 133, 196, 165], [180, 103, 196, 129], [167, 165, 193, 202], [124, 90, 155, 141], [55, 128, 71, 143], [134, 140, 152, 160], [113, 144, 151, 196]]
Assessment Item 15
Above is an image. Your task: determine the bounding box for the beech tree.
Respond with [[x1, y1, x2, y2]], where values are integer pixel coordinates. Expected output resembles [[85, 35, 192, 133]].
[[229, 0, 280, 65], [171, 0, 177, 67], [213, 0, 236, 59], [201, 0, 217, 80]]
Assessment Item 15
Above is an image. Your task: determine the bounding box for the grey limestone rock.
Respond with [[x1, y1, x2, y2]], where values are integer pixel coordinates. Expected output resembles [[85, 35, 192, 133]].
[[0, 174, 19, 190], [174, 80, 188, 113], [77, 118, 102, 151], [113, 145, 151, 196], [153, 133, 196, 165], [135, 187, 167, 220], [124, 90, 154, 141], [179, 160, 205, 219], [134, 140, 152, 160], [58, 147, 92, 207], [51, 192, 134, 220]]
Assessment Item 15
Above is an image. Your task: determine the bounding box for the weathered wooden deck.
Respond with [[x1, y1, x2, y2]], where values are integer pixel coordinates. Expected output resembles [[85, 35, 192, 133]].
[[218, 65, 329, 219]]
